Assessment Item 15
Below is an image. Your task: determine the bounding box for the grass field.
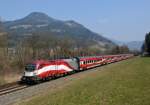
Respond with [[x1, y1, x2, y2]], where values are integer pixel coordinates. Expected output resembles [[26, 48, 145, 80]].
[[19, 57, 150, 105]]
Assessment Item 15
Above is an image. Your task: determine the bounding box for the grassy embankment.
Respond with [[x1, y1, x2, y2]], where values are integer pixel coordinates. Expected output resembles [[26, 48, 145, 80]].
[[19, 57, 150, 105]]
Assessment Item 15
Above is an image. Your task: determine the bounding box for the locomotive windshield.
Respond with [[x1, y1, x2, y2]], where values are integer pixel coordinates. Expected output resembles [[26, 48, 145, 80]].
[[25, 64, 36, 71]]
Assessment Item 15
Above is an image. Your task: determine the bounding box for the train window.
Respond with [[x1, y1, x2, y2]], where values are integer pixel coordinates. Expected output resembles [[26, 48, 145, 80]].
[[83, 61, 86, 64], [25, 64, 36, 71], [80, 61, 83, 65]]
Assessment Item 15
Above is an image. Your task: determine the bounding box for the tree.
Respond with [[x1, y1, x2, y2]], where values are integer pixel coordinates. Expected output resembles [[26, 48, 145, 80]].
[[141, 43, 145, 53], [0, 19, 9, 79], [119, 45, 129, 54], [111, 46, 120, 54], [145, 32, 150, 54], [26, 33, 40, 59], [0, 20, 8, 56], [110, 45, 130, 54]]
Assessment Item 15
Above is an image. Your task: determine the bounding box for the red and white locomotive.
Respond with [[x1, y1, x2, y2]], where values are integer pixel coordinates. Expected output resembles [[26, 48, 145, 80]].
[[21, 54, 133, 83]]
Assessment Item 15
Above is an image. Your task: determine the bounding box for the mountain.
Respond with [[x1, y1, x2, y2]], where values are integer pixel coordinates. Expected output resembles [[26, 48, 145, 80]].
[[4, 12, 55, 25], [3, 12, 116, 50], [126, 41, 143, 51], [112, 39, 143, 51], [111, 39, 126, 46]]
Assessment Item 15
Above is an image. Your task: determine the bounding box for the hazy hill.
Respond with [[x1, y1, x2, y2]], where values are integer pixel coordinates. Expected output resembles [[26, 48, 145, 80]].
[[3, 12, 116, 50], [126, 41, 143, 51], [112, 39, 143, 51]]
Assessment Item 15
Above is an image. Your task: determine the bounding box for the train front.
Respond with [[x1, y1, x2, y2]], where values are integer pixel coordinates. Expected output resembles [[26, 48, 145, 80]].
[[21, 63, 40, 83]]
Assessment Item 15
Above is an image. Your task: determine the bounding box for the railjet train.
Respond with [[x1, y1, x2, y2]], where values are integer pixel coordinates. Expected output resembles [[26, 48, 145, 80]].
[[21, 54, 133, 83]]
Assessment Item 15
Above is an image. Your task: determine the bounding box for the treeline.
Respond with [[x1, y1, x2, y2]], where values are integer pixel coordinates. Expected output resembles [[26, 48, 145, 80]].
[[142, 32, 150, 56], [110, 45, 130, 54]]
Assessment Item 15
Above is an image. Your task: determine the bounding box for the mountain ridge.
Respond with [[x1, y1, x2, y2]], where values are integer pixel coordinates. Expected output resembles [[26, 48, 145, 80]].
[[3, 12, 116, 51], [113, 39, 143, 51]]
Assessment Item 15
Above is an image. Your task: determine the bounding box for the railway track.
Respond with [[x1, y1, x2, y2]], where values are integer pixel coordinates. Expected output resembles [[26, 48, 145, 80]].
[[0, 81, 28, 96]]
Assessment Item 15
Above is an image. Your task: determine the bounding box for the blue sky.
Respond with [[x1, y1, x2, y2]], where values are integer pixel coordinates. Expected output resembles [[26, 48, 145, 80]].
[[0, 0, 150, 42]]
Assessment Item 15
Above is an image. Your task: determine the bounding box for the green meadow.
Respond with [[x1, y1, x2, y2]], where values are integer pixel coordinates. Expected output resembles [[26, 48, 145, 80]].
[[20, 57, 150, 105]]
